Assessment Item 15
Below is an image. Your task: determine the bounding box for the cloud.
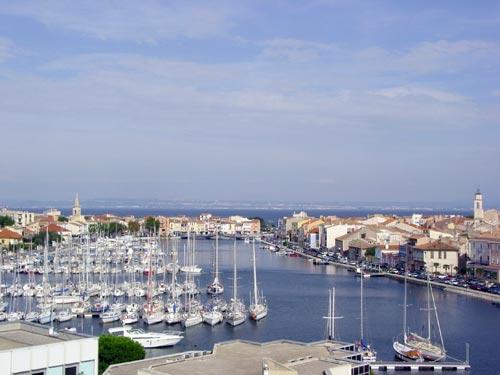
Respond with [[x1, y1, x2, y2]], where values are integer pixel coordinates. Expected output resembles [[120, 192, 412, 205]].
[[372, 86, 466, 104], [0, 0, 239, 43], [0, 37, 14, 62], [259, 38, 336, 62]]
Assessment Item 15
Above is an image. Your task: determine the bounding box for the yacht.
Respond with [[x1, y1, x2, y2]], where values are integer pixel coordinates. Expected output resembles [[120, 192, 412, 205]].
[[248, 239, 268, 321], [207, 230, 224, 295], [56, 309, 73, 323], [101, 309, 121, 324], [121, 311, 139, 325], [202, 306, 224, 326], [109, 326, 183, 348], [355, 268, 377, 362], [226, 239, 246, 327]]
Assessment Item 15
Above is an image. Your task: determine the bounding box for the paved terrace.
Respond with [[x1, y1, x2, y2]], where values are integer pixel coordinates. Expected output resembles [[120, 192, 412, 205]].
[[106, 340, 364, 375]]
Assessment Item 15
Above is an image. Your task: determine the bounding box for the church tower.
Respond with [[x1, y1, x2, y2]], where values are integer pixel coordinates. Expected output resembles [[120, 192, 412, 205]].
[[474, 188, 484, 221], [72, 193, 81, 217]]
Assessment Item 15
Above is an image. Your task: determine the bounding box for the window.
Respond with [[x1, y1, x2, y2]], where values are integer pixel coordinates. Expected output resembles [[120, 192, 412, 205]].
[[430, 251, 434, 259], [65, 366, 77, 375], [79, 361, 94, 375], [444, 251, 447, 259], [438, 251, 442, 259]]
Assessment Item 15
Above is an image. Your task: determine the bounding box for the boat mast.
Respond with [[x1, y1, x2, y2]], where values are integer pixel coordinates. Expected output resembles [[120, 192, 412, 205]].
[[360, 268, 364, 340], [430, 277, 446, 353], [214, 227, 219, 283], [252, 239, 258, 305], [233, 238, 237, 301], [403, 270, 407, 341]]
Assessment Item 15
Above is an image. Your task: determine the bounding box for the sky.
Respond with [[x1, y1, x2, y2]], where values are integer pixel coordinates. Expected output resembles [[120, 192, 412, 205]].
[[0, 0, 499, 206]]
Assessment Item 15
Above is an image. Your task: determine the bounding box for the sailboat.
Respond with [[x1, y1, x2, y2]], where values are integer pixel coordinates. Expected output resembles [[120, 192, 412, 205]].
[[165, 242, 183, 324], [226, 239, 246, 327], [404, 274, 446, 361], [323, 287, 342, 340], [393, 270, 424, 362], [207, 229, 224, 295], [355, 268, 376, 362], [39, 229, 55, 325], [249, 239, 267, 321], [143, 238, 164, 325]]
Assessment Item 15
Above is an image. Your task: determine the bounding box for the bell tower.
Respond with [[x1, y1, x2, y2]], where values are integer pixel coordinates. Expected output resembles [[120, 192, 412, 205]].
[[72, 193, 81, 217], [473, 188, 483, 221]]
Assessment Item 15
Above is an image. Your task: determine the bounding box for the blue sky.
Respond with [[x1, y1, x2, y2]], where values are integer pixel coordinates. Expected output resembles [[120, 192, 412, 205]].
[[0, 1, 499, 205]]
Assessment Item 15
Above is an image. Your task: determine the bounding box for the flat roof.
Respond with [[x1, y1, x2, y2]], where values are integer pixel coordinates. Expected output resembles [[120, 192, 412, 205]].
[[0, 322, 90, 351], [107, 340, 362, 375]]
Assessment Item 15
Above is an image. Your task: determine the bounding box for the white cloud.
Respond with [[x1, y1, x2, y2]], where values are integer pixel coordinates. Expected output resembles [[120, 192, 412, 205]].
[[258, 38, 336, 62], [0, 37, 13, 62], [373, 86, 466, 104], [0, 0, 239, 43]]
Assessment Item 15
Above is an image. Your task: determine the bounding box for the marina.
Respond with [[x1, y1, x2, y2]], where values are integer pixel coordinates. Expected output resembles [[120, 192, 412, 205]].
[[0, 236, 495, 372]]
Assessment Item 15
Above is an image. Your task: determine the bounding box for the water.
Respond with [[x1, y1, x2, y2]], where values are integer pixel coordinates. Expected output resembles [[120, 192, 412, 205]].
[[4, 239, 497, 374]]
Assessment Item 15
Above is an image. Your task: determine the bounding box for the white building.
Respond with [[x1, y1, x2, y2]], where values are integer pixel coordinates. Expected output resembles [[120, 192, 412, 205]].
[[0, 209, 36, 227], [323, 224, 360, 249], [0, 322, 98, 375]]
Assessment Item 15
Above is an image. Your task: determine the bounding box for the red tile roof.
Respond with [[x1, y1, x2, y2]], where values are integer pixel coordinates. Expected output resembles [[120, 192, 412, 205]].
[[0, 228, 22, 240], [41, 223, 69, 233]]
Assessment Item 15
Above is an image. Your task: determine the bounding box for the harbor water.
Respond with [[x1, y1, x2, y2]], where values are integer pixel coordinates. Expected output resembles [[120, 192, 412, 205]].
[[2, 238, 498, 374]]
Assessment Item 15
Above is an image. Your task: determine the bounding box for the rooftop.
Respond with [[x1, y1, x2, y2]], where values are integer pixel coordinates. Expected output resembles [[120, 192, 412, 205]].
[[0, 322, 87, 351], [106, 340, 364, 375]]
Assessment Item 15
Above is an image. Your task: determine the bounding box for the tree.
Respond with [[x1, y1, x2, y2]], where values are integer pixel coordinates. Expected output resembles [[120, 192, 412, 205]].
[[98, 335, 145, 374], [433, 262, 440, 274], [30, 231, 61, 247], [58, 215, 68, 222], [365, 247, 376, 258], [144, 216, 160, 233], [128, 220, 140, 234], [0, 215, 15, 228], [89, 222, 126, 236]]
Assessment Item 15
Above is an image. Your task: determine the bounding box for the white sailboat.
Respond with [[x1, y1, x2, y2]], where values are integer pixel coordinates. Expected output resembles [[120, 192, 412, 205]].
[[249, 239, 267, 321], [393, 271, 424, 362], [323, 287, 343, 341], [143, 238, 164, 325], [355, 268, 376, 362], [207, 229, 224, 295], [404, 274, 446, 361], [226, 239, 246, 327], [39, 229, 55, 325]]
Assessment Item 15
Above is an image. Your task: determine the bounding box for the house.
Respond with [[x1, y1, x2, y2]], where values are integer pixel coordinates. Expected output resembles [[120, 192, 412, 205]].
[[0, 228, 22, 247], [347, 239, 373, 261], [407, 240, 459, 274], [469, 229, 500, 282]]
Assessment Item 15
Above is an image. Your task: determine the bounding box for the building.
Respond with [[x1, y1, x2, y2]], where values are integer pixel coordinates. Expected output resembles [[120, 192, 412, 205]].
[[0, 322, 98, 375], [104, 339, 370, 375], [0, 228, 22, 247], [69, 194, 86, 224], [469, 229, 500, 282], [407, 240, 459, 274], [1, 210, 36, 227], [474, 189, 484, 221]]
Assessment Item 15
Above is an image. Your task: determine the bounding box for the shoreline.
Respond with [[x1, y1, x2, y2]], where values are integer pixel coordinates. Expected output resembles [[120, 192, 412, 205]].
[[260, 240, 500, 304]]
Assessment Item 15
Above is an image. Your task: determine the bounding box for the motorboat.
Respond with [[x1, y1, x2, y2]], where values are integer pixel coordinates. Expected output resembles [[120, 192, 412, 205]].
[[109, 326, 184, 348], [56, 310, 73, 323], [121, 311, 139, 325], [101, 309, 121, 324]]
